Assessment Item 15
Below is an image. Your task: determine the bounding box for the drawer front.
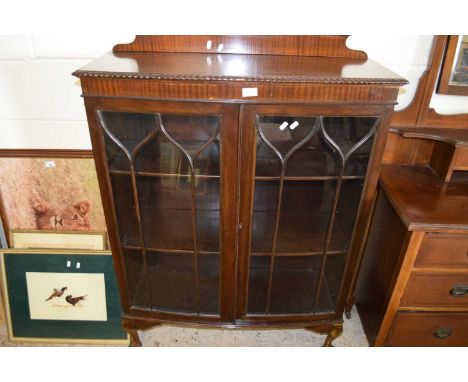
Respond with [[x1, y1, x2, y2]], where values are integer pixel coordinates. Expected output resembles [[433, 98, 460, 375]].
[[386, 312, 468, 346], [415, 233, 468, 268], [400, 272, 468, 308]]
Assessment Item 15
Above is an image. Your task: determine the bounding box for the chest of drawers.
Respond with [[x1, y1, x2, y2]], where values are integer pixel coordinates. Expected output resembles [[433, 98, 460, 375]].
[[355, 164, 468, 346]]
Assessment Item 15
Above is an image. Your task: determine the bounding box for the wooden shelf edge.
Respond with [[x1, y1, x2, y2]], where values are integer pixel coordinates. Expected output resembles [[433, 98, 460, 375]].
[[390, 127, 468, 147]]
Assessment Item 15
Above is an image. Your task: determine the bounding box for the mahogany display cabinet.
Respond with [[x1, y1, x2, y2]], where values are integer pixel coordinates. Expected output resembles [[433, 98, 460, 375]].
[[73, 36, 407, 346]]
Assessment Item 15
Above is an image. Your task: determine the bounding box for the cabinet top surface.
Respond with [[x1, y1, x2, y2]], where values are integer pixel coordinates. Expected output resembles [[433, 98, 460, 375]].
[[73, 51, 407, 85], [380, 164, 468, 231]]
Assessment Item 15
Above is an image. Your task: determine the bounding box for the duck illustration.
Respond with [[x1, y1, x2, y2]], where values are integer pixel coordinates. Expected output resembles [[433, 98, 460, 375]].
[[65, 294, 87, 306], [45, 287, 68, 301]]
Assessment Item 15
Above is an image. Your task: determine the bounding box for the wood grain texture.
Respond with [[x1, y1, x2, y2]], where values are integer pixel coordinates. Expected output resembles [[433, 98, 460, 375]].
[[415, 233, 468, 268], [354, 188, 409, 344], [429, 141, 456, 181], [400, 272, 468, 308], [113, 35, 368, 59], [79, 78, 401, 104], [379, 165, 468, 231], [455, 148, 468, 168], [0, 149, 93, 158], [386, 312, 468, 346], [373, 231, 424, 346], [391, 127, 468, 147], [74, 50, 405, 84]]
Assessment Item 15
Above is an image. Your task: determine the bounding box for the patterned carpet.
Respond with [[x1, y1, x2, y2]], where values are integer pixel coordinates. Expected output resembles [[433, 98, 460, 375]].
[[0, 307, 368, 347]]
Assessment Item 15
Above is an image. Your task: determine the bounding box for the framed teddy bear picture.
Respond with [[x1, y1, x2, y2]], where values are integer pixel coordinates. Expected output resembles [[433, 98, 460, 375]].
[[0, 150, 108, 249]]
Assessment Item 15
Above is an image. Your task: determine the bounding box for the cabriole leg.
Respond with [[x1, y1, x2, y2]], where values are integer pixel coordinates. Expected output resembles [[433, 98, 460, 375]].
[[323, 323, 343, 347], [305, 321, 344, 347], [122, 317, 161, 347]]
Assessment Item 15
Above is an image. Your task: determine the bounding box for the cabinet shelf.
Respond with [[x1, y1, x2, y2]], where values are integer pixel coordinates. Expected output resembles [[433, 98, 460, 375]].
[[110, 169, 220, 179], [255, 175, 365, 181], [122, 245, 219, 256], [251, 251, 346, 257], [109, 170, 364, 182]]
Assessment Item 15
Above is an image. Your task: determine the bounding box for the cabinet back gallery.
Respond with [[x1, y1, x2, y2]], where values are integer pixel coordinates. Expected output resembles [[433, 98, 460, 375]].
[[73, 35, 407, 346]]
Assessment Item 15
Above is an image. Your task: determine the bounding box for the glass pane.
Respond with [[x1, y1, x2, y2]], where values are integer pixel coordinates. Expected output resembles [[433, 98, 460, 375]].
[[247, 115, 377, 316], [316, 253, 347, 313], [100, 111, 221, 316], [322, 116, 376, 177], [449, 35, 468, 86], [247, 256, 270, 314], [121, 248, 149, 308], [269, 256, 321, 314]]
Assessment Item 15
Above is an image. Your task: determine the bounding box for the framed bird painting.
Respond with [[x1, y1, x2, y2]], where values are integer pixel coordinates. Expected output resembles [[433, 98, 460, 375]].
[[0, 249, 129, 345]]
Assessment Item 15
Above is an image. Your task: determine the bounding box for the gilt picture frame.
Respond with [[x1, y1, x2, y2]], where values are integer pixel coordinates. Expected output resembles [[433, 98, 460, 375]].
[[0, 249, 128, 345], [0, 150, 107, 247], [9, 229, 107, 250]]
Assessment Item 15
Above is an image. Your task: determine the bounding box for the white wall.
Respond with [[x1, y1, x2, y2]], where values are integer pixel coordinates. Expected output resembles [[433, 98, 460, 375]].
[[0, 35, 466, 150]]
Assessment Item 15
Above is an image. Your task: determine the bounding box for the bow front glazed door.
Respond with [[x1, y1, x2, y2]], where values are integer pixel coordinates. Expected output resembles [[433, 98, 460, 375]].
[[237, 105, 380, 320], [88, 98, 383, 325], [88, 99, 239, 321]]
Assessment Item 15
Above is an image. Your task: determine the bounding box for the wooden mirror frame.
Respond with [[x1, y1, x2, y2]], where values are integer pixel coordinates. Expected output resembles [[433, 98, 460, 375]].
[[437, 35, 468, 96], [391, 35, 468, 129]]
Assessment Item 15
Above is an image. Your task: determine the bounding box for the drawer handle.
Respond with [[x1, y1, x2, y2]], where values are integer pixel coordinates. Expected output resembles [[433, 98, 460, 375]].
[[449, 283, 468, 297], [433, 327, 453, 339]]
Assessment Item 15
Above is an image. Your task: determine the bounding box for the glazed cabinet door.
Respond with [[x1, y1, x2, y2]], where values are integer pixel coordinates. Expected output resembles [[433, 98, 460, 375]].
[[237, 104, 384, 320], [85, 99, 238, 321]]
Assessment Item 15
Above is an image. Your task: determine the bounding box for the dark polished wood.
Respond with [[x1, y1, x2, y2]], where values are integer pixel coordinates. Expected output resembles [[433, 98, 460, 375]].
[[386, 127, 468, 182], [391, 127, 468, 147], [355, 163, 468, 346], [113, 35, 368, 59], [379, 164, 468, 231], [75, 36, 405, 346], [354, 188, 409, 344], [305, 320, 344, 347], [75, 52, 403, 85], [122, 316, 161, 347]]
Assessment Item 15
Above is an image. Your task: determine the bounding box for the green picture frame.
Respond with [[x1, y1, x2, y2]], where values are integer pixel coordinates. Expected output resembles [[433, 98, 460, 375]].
[[0, 249, 128, 345]]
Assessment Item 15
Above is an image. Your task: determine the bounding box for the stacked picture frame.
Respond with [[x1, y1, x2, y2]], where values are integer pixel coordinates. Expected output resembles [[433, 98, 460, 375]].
[[0, 149, 128, 345]]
